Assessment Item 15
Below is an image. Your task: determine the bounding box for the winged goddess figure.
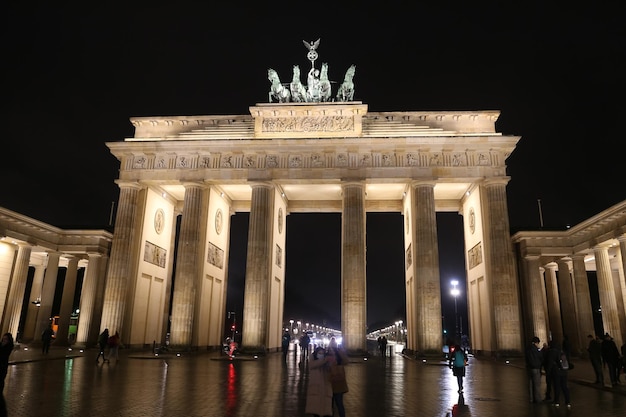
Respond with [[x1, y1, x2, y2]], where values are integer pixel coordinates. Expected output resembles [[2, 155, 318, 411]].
[[303, 38, 321, 65]]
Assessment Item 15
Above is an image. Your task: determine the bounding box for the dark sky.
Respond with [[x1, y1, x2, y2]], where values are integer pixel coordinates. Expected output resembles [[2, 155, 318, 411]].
[[4, 5, 625, 334]]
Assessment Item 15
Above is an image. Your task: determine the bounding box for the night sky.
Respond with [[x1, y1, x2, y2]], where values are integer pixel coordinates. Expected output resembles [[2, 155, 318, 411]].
[[4, 5, 625, 334]]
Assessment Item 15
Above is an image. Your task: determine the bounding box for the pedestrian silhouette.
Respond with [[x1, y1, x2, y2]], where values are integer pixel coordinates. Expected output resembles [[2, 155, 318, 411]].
[[0, 333, 15, 392], [525, 336, 543, 403], [281, 331, 290, 361], [449, 344, 467, 393], [41, 324, 54, 354], [546, 340, 571, 407], [380, 336, 388, 357], [96, 328, 109, 364], [587, 334, 604, 384]]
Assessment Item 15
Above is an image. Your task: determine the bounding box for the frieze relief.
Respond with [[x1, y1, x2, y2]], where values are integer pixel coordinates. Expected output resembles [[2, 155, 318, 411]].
[[129, 150, 496, 170], [261, 116, 354, 133]]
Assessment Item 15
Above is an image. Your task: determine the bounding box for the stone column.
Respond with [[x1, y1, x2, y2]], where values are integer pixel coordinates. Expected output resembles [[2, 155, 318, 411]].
[[411, 181, 442, 354], [544, 263, 563, 343], [611, 247, 626, 344], [341, 182, 367, 355], [556, 258, 580, 354], [100, 181, 142, 335], [524, 255, 549, 343], [75, 253, 102, 347], [55, 255, 79, 346], [480, 179, 522, 353], [572, 254, 595, 351], [34, 252, 61, 342], [22, 262, 45, 341], [170, 182, 206, 348], [619, 235, 626, 298], [594, 243, 622, 347], [3, 243, 32, 339], [91, 255, 109, 346], [241, 183, 274, 352]]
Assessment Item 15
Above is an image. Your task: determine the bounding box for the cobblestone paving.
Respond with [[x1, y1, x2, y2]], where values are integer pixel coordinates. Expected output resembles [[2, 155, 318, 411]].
[[2, 345, 625, 416]]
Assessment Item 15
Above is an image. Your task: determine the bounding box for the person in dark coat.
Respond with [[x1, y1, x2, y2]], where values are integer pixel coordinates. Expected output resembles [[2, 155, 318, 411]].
[[601, 333, 621, 386], [0, 333, 15, 392], [281, 331, 291, 361], [587, 334, 604, 384], [541, 342, 553, 401], [525, 336, 543, 403], [41, 324, 54, 354], [546, 340, 571, 407], [96, 328, 109, 364]]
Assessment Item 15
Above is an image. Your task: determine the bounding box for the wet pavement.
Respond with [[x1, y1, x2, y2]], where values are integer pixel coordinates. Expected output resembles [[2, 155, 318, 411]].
[[2, 342, 625, 416]]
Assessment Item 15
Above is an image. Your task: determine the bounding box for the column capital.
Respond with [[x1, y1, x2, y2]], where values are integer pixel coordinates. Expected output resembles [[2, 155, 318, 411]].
[[178, 181, 206, 191], [593, 242, 613, 251], [544, 262, 557, 271], [114, 180, 143, 190], [248, 181, 274, 190], [481, 177, 511, 187], [409, 180, 436, 189]]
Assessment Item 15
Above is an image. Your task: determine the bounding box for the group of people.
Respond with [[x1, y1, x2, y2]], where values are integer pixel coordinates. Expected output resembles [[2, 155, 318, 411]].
[[377, 336, 388, 357], [280, 331, 313, 361], [305, 337, 349, 417], [95, 328, 122, 364], [526, 332, 626, 408], [587, 332, 624, 387], [526, 336, 572, 407]]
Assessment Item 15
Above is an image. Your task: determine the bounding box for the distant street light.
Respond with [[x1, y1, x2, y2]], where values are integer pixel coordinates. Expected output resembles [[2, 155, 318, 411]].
[[450, 280, 460, 340]]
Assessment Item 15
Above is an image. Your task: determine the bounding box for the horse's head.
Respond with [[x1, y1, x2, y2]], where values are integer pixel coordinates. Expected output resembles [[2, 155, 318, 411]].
[[320, 63, 329, 79], [292, 65, 300, 81], [345, 65, 356, 80], [268, 68, 279, 83]]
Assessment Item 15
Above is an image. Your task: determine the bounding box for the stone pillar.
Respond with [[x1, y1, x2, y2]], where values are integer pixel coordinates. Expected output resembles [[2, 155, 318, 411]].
[[91, 255, 109, 346], [619, 235, 626, 296], [524, 255, 549, 343], [480, 179, 522, 354], [411, 181, 442, 354], [3, 243, 32, 339], [242, 183, 274, 352], [75, 253, 102, 347], [341, 182, 367, 355], [34, 252, 61, 342], [556, 258, 580, 354], [594, 243, 622, 347], [170, 183, 206, 348], [572, 254, 595, 351], [100, 182, 142, 335], [544, 263, 563, 343], [611, 247, 626, 343], [22, 262, 45, 341], [55, 256, 79, 346]]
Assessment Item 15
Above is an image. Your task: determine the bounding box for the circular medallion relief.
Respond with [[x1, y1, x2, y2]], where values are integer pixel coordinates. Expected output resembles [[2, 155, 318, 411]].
[[469, 207, 476, 234], [215, 208, 223, 235], [278, 208, 284, 234], [154, 208, 165, 234]]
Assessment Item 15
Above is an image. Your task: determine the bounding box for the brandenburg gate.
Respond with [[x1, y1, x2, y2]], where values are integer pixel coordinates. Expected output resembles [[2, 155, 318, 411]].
[[102, 42, 522, 356]]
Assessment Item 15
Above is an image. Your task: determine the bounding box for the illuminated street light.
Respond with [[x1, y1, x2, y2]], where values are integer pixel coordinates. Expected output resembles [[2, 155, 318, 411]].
[[450, 280, 460, 341]]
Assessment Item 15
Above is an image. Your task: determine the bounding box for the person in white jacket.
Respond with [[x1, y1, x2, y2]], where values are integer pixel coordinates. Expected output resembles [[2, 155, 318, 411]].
[[305, 346, 333, 417]]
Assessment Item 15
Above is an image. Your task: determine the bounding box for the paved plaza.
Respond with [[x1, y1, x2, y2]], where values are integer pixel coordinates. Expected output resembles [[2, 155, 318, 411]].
[[2, 343, 625, 417]]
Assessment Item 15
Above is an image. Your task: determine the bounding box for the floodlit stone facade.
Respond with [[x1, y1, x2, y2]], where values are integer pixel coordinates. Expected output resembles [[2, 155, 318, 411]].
[[2, 103, 623, 357]]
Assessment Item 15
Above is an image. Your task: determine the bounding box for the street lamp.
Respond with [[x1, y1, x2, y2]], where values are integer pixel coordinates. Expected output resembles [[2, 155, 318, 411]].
[[450, 280, 460, 341]]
